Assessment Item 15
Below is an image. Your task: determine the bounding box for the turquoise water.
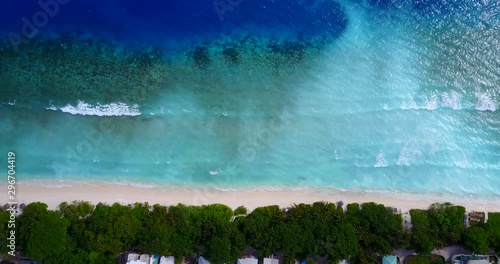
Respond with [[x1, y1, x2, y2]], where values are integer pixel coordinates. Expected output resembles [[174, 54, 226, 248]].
[[0, 0, 499, 196]]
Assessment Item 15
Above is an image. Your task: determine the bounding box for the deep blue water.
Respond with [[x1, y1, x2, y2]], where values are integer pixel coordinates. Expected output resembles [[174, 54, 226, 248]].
[[1, 0, 347, 51], [0, 0, 499, 197]]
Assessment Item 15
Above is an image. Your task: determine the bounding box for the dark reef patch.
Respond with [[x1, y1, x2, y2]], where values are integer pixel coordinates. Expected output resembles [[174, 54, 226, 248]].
[[0, 35, 167, 106], [192, 46, 211, 69], [0, 32, 324, 107], [222, 48, 239, 64], [268, 41, 308, 65], [0, 0, 346, 109]]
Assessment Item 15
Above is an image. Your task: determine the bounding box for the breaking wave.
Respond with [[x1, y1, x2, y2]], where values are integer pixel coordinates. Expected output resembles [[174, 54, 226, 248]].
[[47, 101, 141, 116]]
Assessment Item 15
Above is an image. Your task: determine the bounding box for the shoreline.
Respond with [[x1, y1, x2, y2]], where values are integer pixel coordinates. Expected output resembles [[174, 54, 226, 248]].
[[6, 180, 500, 212]]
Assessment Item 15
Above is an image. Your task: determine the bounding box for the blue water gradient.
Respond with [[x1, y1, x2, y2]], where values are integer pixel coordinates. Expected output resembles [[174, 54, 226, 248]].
[[0, 0, 499, 197], [1, 0, 347, 51]]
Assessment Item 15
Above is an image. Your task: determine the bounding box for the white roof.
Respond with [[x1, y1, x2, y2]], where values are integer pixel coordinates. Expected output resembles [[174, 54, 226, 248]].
[[128, 253, 140, 262], [238, 258, 258, 264], [129, 261, 148, 264], [160, 256, 175, 264], [263, 258, 279, 264], [339, 261, 350, 264], [466, 260, 489, 264], [127, 253, 149, 264], [199, 256, 211, 264]]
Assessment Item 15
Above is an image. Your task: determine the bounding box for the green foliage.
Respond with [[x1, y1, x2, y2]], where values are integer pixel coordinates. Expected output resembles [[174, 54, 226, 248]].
[[427, 203, 465, 247], [168, 204, 200, 258], [60, 249, 114, 264], [59, 201, 94, 222], [410, 209, 435, 255], [15, 200, 499, 264], [350, 249, 377, 264], [132, 202, 151, 223], [201, 204, 234, 222], [0, 209, 10, 254], [410, 203, 466, 254], [335, 223, 359, 260], [18, 203, 70, 264], [243, 205, 285, 256], [138, 204, 172, 256], [275, 221, 305, 258], [235, 206, 248, 215], [285, 202, 354, 261], [347, 202, 402, 256], [463, 226, 489, 254], [204, 237, 232, 264], [59, 201, 95, 251], [85, 203, 141, 255], [486, 213, 500, 255], [200, 205, 246, 264]]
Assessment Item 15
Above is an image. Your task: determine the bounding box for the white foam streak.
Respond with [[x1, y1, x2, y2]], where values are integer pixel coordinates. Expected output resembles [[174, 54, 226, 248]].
[[396, 147, 422, 166], [46, 101, 57, 111], [402, 92, 454, 111], [441, 91, 462, 110], [374, 151, 388, 168], [49, 101, 141, 116], [399, 90, 498, 112], [474, 91, 497, 112], [423, 93, 438, 110]]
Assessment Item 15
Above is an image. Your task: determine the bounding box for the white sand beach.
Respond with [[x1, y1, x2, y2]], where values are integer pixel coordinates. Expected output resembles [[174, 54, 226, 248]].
[[7, 181, 500, 213]]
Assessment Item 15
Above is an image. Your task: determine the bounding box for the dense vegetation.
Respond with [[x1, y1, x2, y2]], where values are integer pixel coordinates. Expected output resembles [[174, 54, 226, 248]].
[[405, 255, 445, 264], [0, 201, 498, 264]]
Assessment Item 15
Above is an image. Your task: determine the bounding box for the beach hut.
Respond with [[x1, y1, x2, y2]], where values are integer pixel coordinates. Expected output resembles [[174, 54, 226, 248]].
[[382, 256, 398, 264], [127, 253, 150, 264], [150, 255, 160, 264], [127, 253, 141, 263], [128, 253, 140, 262], [263, 258, 279, 264], [160, 256, 175, 264], [140, 254, 150, 263], [237, 258, 258, 264], [199, 256, 211, 264]]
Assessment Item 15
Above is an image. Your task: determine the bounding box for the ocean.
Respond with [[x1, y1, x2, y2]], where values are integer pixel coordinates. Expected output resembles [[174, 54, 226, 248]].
[[0, 0, 499, 197]]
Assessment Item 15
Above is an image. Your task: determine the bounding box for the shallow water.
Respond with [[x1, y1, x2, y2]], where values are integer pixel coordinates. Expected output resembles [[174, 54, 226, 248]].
[[0, 0, 499, 197]]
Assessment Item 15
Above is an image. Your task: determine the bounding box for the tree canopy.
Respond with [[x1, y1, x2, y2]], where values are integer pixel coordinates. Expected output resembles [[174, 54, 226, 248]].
[[14, 201, 494, 263], [17, 202, 70, 264]]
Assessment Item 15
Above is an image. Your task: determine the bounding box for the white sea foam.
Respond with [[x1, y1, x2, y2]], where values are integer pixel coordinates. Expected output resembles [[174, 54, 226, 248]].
[[401, 96, 419, 110], [396, 146, 422, 166], [50, 101, 141, 116], [423, 93, 438, 110], [209, 168, 221, 175], [440, 91, 463, 110], [401, 92, 465, 111], [474, 91, 497, 112], [374, 151, 388, 168], [46, 101, 57, 111]]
